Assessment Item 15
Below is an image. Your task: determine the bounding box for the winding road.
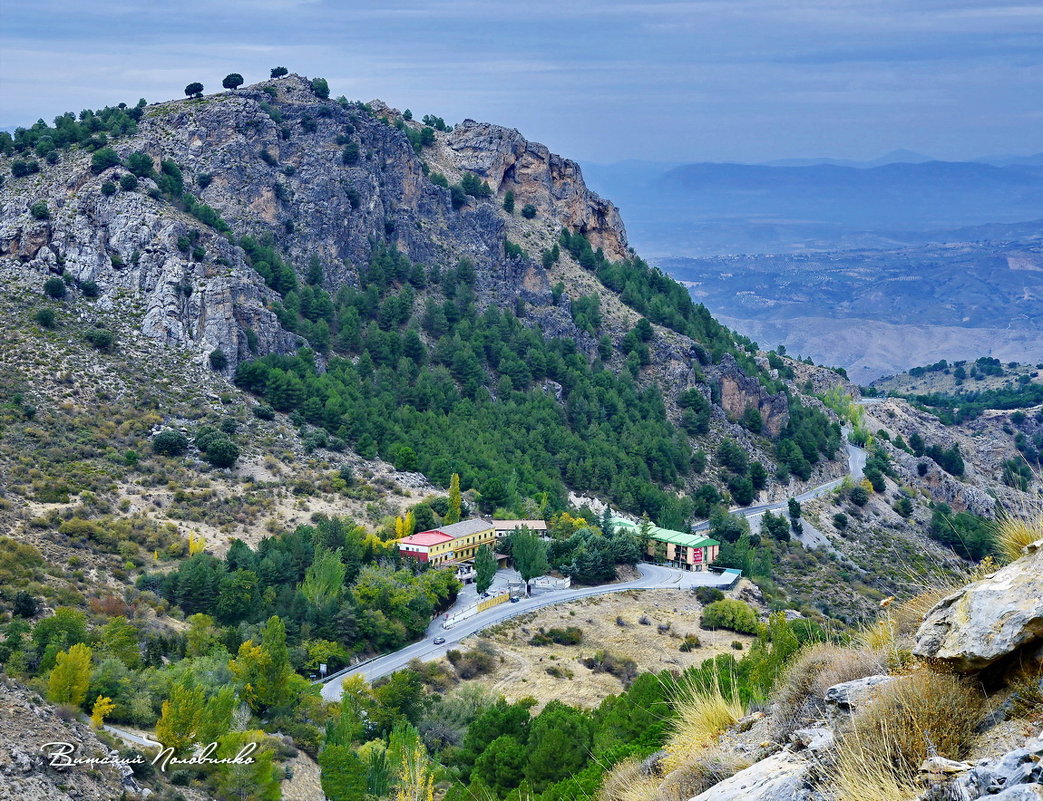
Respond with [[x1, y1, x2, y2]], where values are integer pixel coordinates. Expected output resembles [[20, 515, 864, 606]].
[[320, 434, 867, 697]]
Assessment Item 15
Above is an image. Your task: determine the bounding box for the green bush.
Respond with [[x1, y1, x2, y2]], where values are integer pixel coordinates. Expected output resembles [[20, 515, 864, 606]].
[[125, 151, 154, 178], [222, 73, 244, 90], [119, 174, 138, 191], [43, 277, 66, 299], [502, 190, 515, 213], [184, 82, 204, 99], [310, 77, 330, 100], [341, 142, 360, 165], [101, 181, 117, 196], [152, 429, 188, 456], [29, 201, 50, 220], [270, 66, 289, 78], [209, 349, 228, 370], [85, 328, 114, 350], [700, 599, 760, 635], [90, 148, 121, 174], [80, 280, 100, 297], [849, 486, 869, 507], [694, 587, 724, 605], [521, 203, 537, 219], [35, 307, 56, 328], [202, 436, 239, 469], [252, 404, 275, 421], [11, 158, 40, 178]]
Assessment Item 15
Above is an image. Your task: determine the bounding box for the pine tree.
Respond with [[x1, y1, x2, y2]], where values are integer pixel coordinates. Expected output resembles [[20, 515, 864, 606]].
[[48, 643, 92, 706]]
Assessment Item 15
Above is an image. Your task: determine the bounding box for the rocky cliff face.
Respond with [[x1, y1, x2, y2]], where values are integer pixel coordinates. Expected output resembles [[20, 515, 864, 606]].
[[0, 75, 632, 372], [440, 118, 630, 261]]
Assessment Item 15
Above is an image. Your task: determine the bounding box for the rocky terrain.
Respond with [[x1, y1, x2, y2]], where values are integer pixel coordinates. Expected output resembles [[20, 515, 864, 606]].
[[605, 538, 1043, 801]]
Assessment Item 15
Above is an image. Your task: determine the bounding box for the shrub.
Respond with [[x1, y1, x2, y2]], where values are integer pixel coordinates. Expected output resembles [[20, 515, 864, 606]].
[[310, 77, 330, 100], [449, 185, 466, 209], [694, 587, 725, 605], [521, 203, 537, 219], [85, 328, 114, 350], [184, 82, 204, 99], [460, 172, 492, 198], [252, 404, 275, 421], [43, 277, 67, 299], [341, 143, 359, 165], [849, 486, 869, 507], [35, 307, 56, 328], [11, 158, 40, 177], [91, 148, 121, 174], [502, 190, 515, 213], [679, 635, 701, 652], [700, 599, 760, 635], [209, 349, 228, 371], [580, 650, 637, 683], [446, 643, 497, 678], [202, 436, 239, 468], [29, 201, 50, 220], [13, 591, 39, 618], [119, 174, 138, 191], [101, 181, 117, 196], [223, 73, 244, 90], [125, 151, 154, 178], [529, 626, 583, 646], [271, 66, 289, 78], [80, 280, 100, 298], [152, 429, 188, 456]]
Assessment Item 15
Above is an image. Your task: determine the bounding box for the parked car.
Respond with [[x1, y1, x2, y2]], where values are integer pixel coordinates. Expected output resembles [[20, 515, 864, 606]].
[[433, 636, 446, 645], [510, 597, 520, 603]]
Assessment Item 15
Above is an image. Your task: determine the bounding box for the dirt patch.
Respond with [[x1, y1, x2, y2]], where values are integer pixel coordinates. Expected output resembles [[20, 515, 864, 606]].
[[445, 589, 756, 710]]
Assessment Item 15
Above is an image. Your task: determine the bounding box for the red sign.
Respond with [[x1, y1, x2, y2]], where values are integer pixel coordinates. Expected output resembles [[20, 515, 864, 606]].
[[693, 549, 703, 563]]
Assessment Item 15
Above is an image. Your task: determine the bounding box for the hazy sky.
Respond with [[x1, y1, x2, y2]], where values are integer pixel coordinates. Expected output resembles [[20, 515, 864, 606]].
[[1, 0, 1040, 164]]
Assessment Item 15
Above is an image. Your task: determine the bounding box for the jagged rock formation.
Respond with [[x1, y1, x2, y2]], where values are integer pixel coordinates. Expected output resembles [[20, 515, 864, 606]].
[[914, 538, 1043, 671], [438, 117, 630, 261]]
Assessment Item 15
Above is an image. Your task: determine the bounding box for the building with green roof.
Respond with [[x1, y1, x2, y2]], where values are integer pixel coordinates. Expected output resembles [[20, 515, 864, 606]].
[[610, 517, 721, 571]]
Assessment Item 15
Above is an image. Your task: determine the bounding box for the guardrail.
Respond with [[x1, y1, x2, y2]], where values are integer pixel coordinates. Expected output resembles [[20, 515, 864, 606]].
[[443, 591, 511, 628]]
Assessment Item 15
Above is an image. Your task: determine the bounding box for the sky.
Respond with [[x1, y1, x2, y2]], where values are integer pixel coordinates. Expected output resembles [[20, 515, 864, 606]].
[[1, 0, 1041, 164]]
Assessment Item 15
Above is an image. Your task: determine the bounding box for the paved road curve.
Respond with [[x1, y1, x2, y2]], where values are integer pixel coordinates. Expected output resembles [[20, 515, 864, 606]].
[[321, 433, 868, 699], [320, 563, 729, 698]]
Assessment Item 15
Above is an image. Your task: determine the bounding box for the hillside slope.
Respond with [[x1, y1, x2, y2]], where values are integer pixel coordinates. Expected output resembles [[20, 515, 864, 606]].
[[1, 73, 850, 528]]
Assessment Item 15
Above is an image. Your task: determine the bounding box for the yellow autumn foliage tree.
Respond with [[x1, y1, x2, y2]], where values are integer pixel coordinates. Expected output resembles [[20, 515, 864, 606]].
[[48, 643, 92, 706], [90, 695, 116, 728]]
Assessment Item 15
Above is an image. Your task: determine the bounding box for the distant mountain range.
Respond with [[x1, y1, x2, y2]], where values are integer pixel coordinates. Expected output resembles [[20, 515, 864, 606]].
[[583, 154, 1043, 257]]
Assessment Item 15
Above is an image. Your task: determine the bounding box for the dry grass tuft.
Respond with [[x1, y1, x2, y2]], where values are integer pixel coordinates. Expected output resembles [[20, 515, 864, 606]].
[[657, 747, 751, 801], [830, 669, 990, 800], [831, 731, 922, 801], [662, 671, 746, 771], [772, 644, 886, 734], [599, 758, 658, 801], [994, 511, 1043, 564]]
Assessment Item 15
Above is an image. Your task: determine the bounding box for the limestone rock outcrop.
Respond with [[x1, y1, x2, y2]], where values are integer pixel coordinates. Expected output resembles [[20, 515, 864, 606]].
[[913, 539, 1043, 671]]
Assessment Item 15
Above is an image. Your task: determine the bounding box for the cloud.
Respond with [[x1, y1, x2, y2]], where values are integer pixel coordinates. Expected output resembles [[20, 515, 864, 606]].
[[0, 0, 1039, 162]]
